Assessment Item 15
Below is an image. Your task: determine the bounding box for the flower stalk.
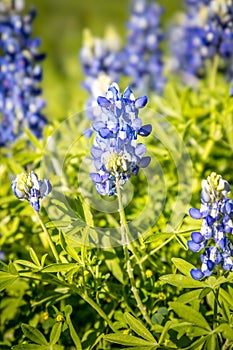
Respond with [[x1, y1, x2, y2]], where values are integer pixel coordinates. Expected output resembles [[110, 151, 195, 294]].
[[116, 181, 152, 327]]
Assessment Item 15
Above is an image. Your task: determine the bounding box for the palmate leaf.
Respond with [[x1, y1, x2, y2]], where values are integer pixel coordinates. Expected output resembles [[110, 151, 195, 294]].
[[124, 312, 156, 343], [169, 302, 211, 331], [0, 271, 18, 292]]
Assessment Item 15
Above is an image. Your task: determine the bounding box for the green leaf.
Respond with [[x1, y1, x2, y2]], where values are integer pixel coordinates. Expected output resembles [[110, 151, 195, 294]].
[[8, 262, 18, 274], [104, 250, 124, 284], [176, 289, 201, 303], [171, 258, 196, 276], [160, 274, 205, 288], [24, 127, 42, 150], [21, 324, 48, 345], [42, 263, 77, 273], [29, 247, 41, 267], [65, 305, 82, 350], [158, 320, 171, 345], [175, 234, 188, 250], [12, 346, 49, 350], [169, 302, 210, 331], [15, 260, 41, 269], [215, 324, 233, 341], [49, 322, 62, 345], [104, 334, 155, 347], [124, 313, 156, 343], [59, 231, 81, 263], [205, 334, 218, 350], [0, 271, 18, 292]]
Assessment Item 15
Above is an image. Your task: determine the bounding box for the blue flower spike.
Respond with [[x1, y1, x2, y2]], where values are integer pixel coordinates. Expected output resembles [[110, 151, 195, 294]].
[[124, 0, 166, 94], [90, 83, 152, 197], [188, 172, 233, 280], [170, 0, 233, 85], [0, 0, 47, 146], [11, 171, 52, 211]]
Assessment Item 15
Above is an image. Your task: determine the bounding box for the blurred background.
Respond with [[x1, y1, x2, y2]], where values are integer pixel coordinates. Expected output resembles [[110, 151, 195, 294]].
[[24, 0, 183, 121]]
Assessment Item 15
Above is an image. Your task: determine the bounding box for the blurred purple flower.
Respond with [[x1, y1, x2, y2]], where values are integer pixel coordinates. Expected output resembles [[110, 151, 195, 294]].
[[0, 2, 46, 146], [123, 0, 166, 94]]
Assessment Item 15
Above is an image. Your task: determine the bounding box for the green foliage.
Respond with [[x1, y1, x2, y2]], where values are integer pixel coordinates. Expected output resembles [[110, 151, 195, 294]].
[[1, 1, 233, 350]]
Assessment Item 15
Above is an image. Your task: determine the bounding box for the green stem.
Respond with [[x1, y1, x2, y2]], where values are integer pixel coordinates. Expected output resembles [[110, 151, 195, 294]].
[[213, 287, 220, 328], [116, 182, 152, 327], [80, 291, 117, 332], [140, 234, 175, 264], [35, 211, 60, 263], [209, 55, 219, 92]]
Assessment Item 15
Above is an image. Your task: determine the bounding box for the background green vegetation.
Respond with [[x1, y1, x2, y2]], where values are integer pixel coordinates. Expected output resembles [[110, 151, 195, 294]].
[[24, 0, 183, 121]]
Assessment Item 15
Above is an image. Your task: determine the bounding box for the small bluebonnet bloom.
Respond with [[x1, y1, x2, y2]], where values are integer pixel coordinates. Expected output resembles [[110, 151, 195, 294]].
[[170, 0, 233, 84], [90, 83, 152, 196], [123, 0, 166, 94], [0, 2, 46, 146], [188, 172, 233, 280], [11, 171, 52, 211]]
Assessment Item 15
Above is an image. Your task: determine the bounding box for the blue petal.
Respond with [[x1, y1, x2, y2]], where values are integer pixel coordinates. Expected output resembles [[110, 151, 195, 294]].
[[207, 260, 215, 271], [206, 215, 215, 226], [135, 96, 148, 108], [201, 189, 211, 203], [97, 96, 111, 107], [190, 268, 204, 280], [135, 143, 146, 157], [99, 128, 112, 139], [39, 179, 52, 198], [188, 240, 202, 252], [138, 156, 151, 168], [191, 232, 204, 244], [138, 124, 152, 136], [189, 208, 202, 219], [91, 147, 102, 159], [123, 86, 134, 100], [92, 121, 105, 131], [90, 173, 102, 183], [83, 128, 93, 138]]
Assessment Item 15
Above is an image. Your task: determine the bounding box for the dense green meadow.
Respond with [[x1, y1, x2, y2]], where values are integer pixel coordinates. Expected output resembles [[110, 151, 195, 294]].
[[1, 1, 233, 349]]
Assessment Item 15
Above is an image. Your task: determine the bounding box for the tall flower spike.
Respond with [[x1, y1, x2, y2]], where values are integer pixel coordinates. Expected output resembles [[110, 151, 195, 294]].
[[0, 2, 46, 146], [80, 27, 123, 137], [12, 171, 52, 211], [90, 83, 152, 196], [188, 172, 233, 280], [169, 0, 233, 84], [123, 0, 166, 94]]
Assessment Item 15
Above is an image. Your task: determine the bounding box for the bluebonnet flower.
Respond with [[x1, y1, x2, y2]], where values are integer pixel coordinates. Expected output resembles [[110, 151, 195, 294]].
[[80, 28, 123, 137], [123, 0, 166, 94], [188, 172, 233, 280], [0, 1, 46, 147], [80, 27, 122, 94], [90, 83, 152, 196], [170, 0, 233, 84], [11, 171, 52, 211]]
